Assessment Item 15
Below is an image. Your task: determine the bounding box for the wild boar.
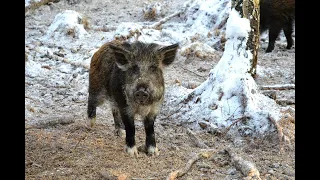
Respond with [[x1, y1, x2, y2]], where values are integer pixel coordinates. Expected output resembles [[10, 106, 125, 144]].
[[87, 40, 179, 156], [260, 0, 295, 52]]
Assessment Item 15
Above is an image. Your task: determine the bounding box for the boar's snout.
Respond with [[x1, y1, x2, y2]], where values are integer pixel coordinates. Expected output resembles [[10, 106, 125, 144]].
[[134, 86, 150, 105]]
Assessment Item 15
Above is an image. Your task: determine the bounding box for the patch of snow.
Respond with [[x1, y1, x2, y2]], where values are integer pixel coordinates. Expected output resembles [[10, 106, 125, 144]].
[[25, 60, 48, 78], [25, 0, 41, 7]]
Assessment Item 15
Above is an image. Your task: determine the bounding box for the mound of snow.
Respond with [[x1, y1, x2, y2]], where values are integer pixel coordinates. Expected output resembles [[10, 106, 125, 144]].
[[180, 42, 216, 59], [44, 10, 89, 40], [168, 9, 282, 137]]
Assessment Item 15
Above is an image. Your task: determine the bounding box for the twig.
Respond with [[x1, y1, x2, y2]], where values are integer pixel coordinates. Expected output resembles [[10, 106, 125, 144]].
[[25, 96, 37, 101], [181, 66, 207, 79], [73, 133, 88, 150], [29, 116, 75, 129], [259, 84, 295, 90], [217, 15, 229, 29], [225, 148, 261, 180], [267, 114, 284, 153], [222, 117, 246, 135], [144, 0, 195, 29], [185, 128, 209, 148], [167, 149, 215, 180]]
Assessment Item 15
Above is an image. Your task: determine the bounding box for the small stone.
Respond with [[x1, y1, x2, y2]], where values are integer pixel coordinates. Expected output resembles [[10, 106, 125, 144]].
[[227, 167, 237, 175], [268, 169, 274, 174], [198, 121, 208, 129], [72, 73, 78, 78], [71, 48, 77, 53], [272, 163, 280, 168]]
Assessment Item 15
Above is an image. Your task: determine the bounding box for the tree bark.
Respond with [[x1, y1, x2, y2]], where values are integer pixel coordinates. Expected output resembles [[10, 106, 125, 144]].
[[232, 0, 260, 77]]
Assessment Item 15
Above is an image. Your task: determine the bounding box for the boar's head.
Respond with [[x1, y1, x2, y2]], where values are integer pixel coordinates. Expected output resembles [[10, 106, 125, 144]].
[[110, 41, 179, 106]]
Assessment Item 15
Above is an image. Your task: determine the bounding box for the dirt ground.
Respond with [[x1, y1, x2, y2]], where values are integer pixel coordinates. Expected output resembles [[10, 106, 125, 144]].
[[25, 0, 295, 179]]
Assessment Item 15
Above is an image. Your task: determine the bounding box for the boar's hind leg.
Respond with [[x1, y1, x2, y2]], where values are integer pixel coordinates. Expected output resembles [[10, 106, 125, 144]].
[[112, 107, 125, 137], [266, 24, 281, 53], [87, 93, 100, 127], [144, 116, 159, 156], [283, 21, 294, 50], [120, 111, 138, 157]]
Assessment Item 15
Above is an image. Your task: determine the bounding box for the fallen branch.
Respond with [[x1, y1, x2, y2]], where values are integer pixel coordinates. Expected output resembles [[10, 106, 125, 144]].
[[267, 114, 285, 153], [225, 148, 261, 180], [144, 0, 195, 29], [259, 84, 295, 90], [28, 116, 75, 129], [91, 25, 117, 32], [185, 128, 208, 148], [167, 149, 215, 180], [276, 99, 295, 106]]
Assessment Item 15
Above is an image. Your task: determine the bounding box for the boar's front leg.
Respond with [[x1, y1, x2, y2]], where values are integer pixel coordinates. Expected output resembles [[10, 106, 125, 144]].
[[120, 111, 138, 157], [144, 115, 159, 156]]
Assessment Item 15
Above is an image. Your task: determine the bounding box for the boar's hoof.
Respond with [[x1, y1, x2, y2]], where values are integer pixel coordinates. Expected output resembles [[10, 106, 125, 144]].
[[87, 117, 96, 127], [147, 146, 159, 156], [126, 145, 139, 157], [137, 145, 160, 156], [114, 128, 126, 138]]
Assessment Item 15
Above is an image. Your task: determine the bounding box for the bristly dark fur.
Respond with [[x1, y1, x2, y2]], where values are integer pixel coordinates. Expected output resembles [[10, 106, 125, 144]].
[[260, 0, 295, 53]]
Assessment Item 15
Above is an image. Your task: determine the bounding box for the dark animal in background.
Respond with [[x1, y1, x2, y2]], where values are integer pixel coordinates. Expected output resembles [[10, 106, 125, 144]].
[[260, 0, 295, 52], [87, 40, 179, 157]]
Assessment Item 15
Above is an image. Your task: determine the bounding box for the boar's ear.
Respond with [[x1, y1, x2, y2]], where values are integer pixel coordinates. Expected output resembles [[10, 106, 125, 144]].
[[158, 43, 179, 66], [110, 43, 131, 70]]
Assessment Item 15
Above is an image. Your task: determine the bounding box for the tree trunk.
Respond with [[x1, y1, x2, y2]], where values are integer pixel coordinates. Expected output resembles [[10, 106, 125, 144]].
[[232, 0, 260, 77]]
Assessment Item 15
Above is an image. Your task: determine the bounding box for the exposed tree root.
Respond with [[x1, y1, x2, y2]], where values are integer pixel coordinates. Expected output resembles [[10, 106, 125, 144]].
[[225, 148, 261, 180], [167, 149, 215, 180], [267, 114, 286, 153]]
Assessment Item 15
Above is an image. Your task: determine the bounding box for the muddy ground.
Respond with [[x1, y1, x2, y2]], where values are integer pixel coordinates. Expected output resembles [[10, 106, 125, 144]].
[[25, 0, 295, 179]]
